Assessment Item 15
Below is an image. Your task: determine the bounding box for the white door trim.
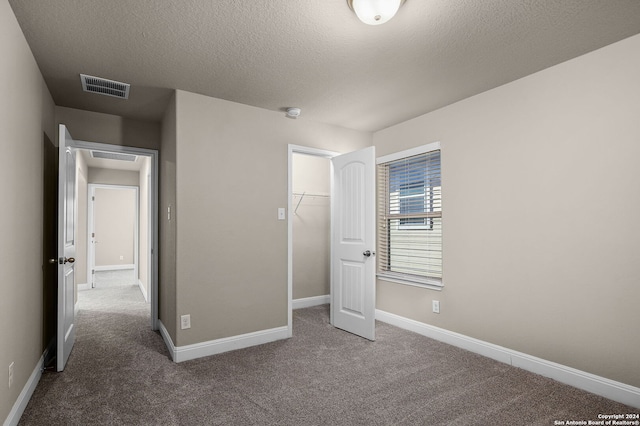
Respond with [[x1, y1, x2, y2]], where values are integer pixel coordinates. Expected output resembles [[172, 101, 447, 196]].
[[287, 145, 341, 337], [88, 184, 139, 287], [70, 140, 159, 331]]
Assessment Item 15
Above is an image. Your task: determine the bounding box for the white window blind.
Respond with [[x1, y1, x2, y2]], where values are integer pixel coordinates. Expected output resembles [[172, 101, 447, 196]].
[[377, 148, 442, 286]]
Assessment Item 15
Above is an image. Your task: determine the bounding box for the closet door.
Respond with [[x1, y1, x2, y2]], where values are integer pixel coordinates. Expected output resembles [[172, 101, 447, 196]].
[[330, 146, 376, 341]]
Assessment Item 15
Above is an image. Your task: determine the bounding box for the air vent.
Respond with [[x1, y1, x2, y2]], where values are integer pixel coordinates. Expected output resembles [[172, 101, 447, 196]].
[[80, 74, 130, 99], [91, 151, 137, 162]]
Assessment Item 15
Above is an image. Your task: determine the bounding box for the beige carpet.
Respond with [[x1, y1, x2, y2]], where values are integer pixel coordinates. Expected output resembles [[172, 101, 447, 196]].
[[19, 284, 636, 425]]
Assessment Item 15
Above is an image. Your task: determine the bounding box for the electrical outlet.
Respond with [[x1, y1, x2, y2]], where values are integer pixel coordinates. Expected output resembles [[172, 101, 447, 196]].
[[8, 362, 14, 388], [119, 255, 124, 260], [432, 300, 440, 314], [180, 314, 191, 330]]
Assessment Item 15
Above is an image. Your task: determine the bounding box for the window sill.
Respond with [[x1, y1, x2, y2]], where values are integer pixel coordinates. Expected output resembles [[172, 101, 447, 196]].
[[377, 274, 444, 291]]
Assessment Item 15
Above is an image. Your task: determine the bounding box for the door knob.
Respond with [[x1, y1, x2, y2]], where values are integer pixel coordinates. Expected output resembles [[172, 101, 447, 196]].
[[51, 257, 76, 264], [363, 250, 375, 257]]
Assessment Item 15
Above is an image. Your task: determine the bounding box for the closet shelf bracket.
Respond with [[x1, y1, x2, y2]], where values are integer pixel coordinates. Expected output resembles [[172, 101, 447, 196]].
[[294, 191, 306, 215]]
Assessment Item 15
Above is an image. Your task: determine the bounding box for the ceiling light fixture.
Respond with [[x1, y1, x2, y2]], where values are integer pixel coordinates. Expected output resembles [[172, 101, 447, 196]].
[[286, 107, 301, 119], [347, 0, 406, 25]]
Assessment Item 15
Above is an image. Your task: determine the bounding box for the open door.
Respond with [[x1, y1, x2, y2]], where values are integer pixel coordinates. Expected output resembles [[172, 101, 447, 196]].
[[331, 146, 376, 340], [57, 124, 77, 371]]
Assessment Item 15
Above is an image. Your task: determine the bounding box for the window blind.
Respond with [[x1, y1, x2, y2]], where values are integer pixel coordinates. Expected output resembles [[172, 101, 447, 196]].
[[377, 150, 442, 285]]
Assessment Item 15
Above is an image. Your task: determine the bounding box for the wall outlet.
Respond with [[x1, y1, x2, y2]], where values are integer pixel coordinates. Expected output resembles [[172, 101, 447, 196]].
[[8, 362, 14, 388], [277, 207, 286, 220], [119, 255, 124, 260], [432, 300, 440, 314], [180, 314, 191, 330]]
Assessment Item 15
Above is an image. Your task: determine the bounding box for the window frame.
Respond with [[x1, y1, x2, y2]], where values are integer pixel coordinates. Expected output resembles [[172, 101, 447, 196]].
[[376, 141, 443, 290]]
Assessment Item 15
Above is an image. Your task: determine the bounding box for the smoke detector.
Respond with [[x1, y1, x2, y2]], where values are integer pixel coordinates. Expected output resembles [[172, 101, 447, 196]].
[[285, 107, 301, 119], [80, 74, 130, 99]]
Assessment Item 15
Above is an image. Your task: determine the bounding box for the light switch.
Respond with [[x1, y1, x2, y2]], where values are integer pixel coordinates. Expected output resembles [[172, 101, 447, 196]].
[[278, 208, 286, 220]]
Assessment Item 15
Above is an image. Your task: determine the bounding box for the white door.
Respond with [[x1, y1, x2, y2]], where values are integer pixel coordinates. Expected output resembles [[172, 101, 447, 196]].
[[57, 124, 77, 371], [331, 146, 376, 340]]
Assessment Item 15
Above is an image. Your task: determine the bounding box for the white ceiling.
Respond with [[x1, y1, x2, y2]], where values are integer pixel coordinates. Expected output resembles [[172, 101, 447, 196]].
[[8, 0, 640, 132]]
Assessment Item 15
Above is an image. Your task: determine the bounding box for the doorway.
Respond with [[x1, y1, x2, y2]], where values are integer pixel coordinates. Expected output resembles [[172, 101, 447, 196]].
[[287, 144, 377, 340], [88, 185, 140, 293], [287, 145, 339, 336], [71, 141, 159, 330]]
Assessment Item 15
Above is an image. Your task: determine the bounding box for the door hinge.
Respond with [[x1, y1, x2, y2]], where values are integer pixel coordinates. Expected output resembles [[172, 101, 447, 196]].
[[92, 196, 95, 201]]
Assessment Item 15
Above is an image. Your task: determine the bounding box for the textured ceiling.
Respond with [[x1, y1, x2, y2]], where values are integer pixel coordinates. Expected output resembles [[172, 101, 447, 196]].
[[8, 0, 640, 131]]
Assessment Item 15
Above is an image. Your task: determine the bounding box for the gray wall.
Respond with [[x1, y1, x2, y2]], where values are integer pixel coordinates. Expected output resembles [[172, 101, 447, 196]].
[[160, 92, 178, 341], [88, 168, 139, 186], [93, 187, 136, 267], [75, 151, 89, 292], [0, 0, 55, 421], [373, 34, 640, 388], [56, 106, 160, 151], [292, 154, 331, 300], [165, 89, 372, 346]]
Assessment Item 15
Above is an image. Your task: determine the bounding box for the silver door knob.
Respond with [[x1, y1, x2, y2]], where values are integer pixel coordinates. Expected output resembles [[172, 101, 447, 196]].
[[52, 257, 75, 264], [363, 250, 374, 257]]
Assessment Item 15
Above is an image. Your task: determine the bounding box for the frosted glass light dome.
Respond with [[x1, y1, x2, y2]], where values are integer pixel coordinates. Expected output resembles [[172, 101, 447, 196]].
[[350, 0, 403, 25]]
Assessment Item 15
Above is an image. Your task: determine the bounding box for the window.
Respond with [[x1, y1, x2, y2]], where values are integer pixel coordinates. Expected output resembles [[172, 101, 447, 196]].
[[377, 143, 442, 288]]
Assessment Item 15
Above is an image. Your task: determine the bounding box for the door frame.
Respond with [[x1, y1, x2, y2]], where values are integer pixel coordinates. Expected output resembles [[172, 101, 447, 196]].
[[287, 144, 340, 337], [88, 184, 140, 289], [71, 139, 160, 331]]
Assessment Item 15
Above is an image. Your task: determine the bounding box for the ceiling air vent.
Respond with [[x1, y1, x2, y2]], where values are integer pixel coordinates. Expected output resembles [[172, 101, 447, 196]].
[[91, 151, 137, 162], [80, 74, 130, 99]]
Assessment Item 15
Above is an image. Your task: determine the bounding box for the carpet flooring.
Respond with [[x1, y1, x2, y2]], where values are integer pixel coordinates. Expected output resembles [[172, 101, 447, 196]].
[[19, 283, 636, 425]]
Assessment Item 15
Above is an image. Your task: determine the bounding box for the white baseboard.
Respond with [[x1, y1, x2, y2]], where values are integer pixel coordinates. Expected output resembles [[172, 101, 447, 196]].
[[375, 309, 640, 409], [77, 283, 90, 291], [292, 295, 330, 309], [137, 279, 148, 302], [4, 354, 43, 426], [158, 320, 176, 361], [158, 320, 289, 363], [93, 264, 135, 271]]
